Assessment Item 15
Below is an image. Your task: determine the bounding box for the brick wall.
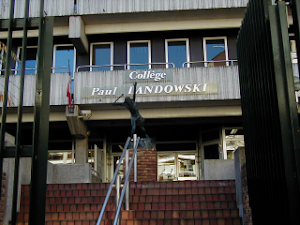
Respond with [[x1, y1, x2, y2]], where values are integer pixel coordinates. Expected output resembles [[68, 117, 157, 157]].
[[241, 164, 252, 225], [128, 148, 157, 182], [0, 173, 6, 224]]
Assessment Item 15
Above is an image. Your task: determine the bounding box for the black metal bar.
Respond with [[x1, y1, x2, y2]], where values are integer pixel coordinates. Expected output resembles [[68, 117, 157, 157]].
[[2, 146, 32, 158], [290, 0, 300, 196], [0, 18, 39, 31], [270, 3, 300, 221], [0, 0, 15, 200], [237, 0, 300, 224], [10, 0, 30, 224], [28, 0, 54, 223]]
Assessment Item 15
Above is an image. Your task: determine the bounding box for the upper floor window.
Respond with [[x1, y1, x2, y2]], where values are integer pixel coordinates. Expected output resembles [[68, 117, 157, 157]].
[[127, 40, 151, 70], [165, 39, 190, 68], [53, 44, 76, 75], [203, 37, 228, 67], [90, 42, 113, 71], [15, 46, 37, 75]]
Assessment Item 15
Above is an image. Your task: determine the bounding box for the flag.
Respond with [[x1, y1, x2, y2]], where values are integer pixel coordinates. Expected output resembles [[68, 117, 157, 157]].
[[67, 81, 71, 106]]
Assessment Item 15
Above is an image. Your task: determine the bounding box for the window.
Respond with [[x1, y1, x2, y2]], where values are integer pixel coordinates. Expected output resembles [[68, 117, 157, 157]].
[[90, 42, 113, 71], [53, 45, 76, 75], [15, 46, 37, 75], [223, 128, 244, 159], [203, 37, 228, 67], [165, 39, 189, 68], [127, 41, 151, 70]]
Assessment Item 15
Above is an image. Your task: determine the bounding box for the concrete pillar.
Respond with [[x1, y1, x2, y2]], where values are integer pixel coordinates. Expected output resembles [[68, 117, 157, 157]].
[[69, 16, 88, 54], [66, 106, 89, 164], [75, 137, 88, 163]]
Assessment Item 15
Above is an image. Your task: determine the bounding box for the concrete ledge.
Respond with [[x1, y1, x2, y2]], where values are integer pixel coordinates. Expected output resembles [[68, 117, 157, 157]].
[[203, 159, 235, 180], [47, 163, 92, 184]]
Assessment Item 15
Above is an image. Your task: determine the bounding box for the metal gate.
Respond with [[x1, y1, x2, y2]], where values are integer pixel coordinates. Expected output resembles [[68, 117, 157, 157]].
[[0, 0, 53, 224], [237, 0, 300, 224]]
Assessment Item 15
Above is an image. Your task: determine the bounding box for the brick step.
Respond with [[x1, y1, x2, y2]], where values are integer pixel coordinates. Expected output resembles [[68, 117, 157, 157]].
[[130, 201, 237, 210], [21, 180, 236, 192], [20, 180, 236, 201], [20, 189, 117, 198], [129, 180, 236, 189], [119, 218, 241, 225], [16, 217, 241, 225], [20, 202, 121, 213], [129, 186, 235, 196], [19, 198, 236, 214], [17, 210, 240, 224], [19, 196, 116, 208], [20, 193, 236, 205], [121, 209, 239, 220], [130, 193, 236, 202]]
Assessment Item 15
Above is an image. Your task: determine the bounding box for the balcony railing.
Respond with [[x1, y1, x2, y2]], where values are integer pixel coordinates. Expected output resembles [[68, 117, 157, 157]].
[[76, 62, 175, 72], [0, 64, 242, 107], [0, 0, 249, 19]]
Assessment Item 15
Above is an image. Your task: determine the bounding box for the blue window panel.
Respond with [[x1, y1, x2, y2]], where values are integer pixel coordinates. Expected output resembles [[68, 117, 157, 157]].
[[168, 41, 187, 68], [130, 42, 149, 70], [55, 46, 75, 75], [17, 47, 37, 75], [93, 44, 111, 71], [205, 40, 226, 61]]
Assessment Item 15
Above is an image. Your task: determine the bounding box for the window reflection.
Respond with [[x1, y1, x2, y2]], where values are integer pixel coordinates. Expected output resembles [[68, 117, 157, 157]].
[[16, 47, 37, 75], [225, 128, 244, 159], [204, 38, 227, 67], [92, 43, 112, 71], [178, 154, 196, 179], [129, 41, 150, 70], [158, 154, 175, 181], [167, 40, 188, 68], [54, 45, 75, 74]]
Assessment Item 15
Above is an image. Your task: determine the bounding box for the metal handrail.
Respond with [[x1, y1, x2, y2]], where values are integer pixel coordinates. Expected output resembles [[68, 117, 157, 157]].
[[182, 59, 238, 67], [0, 66, 70, 74], [76, 62, 176, 72], [113, 136, 140, 225], [95, 137, 131, 225]]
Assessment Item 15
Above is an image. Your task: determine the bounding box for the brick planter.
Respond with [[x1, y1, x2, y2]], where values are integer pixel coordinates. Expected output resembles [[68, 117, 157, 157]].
[[127, 148, 157, 182]]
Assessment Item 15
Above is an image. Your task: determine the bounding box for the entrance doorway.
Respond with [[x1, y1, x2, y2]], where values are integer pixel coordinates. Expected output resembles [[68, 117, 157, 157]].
[[157, 152, 198, 181]]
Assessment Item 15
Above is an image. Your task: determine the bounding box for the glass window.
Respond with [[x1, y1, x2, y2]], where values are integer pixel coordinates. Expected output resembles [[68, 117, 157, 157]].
[[178, 154, 196, 179], [16, 47, 37, 75], [204, 144, 220, 159], [48, 151, 74, 164], [53, 45, 75, 75], [158, 154, 175, 181], [203, 37, 228, 67], [166, 39, 189, 68], [224, 128, 244, 159], [128, 41, 151, 70], [91, 43, 113, 71]]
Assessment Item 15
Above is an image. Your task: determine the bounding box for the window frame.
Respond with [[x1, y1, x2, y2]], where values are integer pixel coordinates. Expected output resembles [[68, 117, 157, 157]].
[[15, 46, 38, 75], [203, 36, 229, 67], [90, 42, 114, 71], [127, 40, 151, 70], [165, 38, 190, 68], [52, 44, 76, 76]]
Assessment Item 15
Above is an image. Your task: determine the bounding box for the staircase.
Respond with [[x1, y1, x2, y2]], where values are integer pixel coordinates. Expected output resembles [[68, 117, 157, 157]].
[[17, 180, 241, 225]]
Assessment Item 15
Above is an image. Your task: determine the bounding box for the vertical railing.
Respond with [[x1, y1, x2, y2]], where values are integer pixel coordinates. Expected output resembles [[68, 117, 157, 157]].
[[113, 135, 140, 225], [10, 0, 30, 224], [236, 0, 300, 224], [0, 0, 15, 213], [96, 136, 140, 225]]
